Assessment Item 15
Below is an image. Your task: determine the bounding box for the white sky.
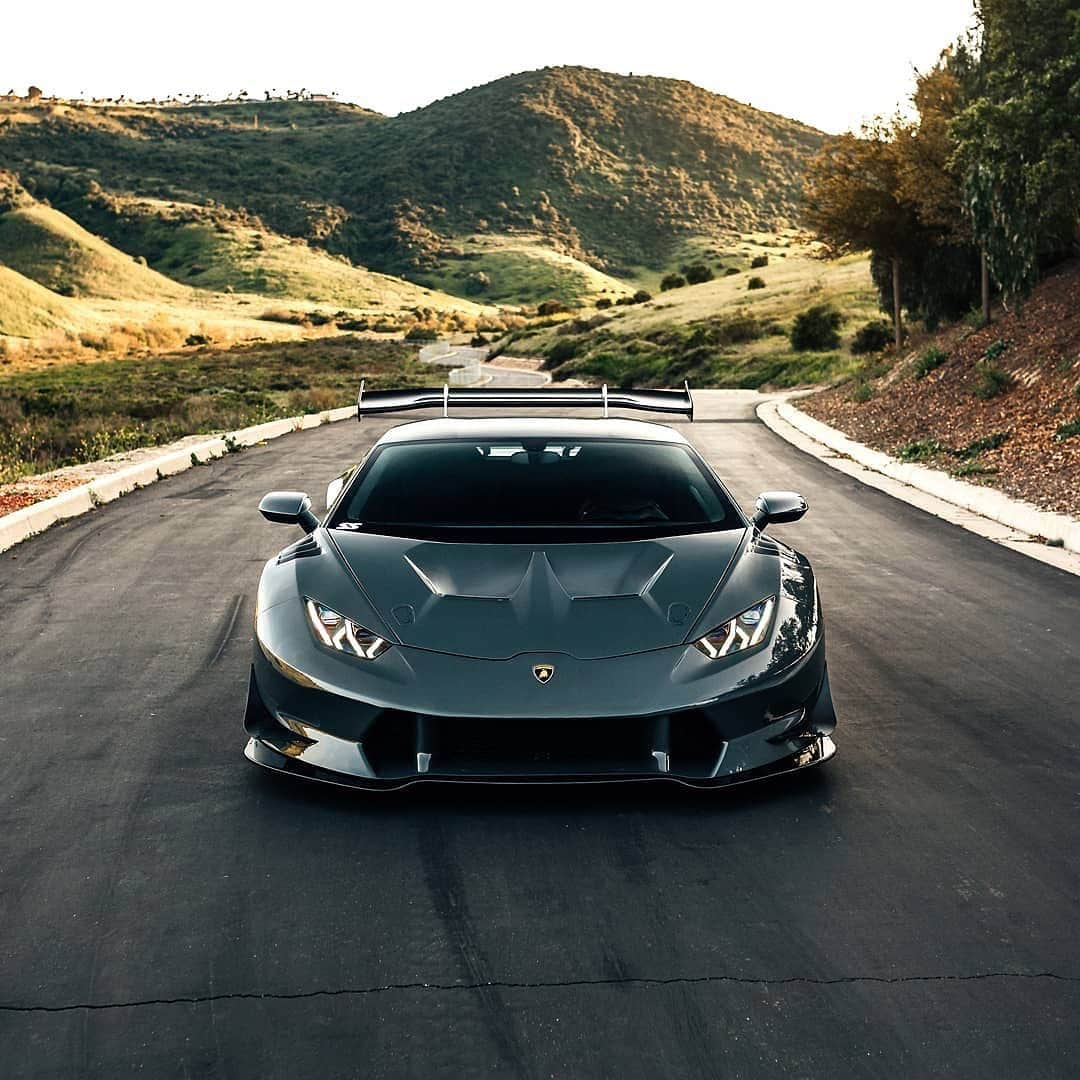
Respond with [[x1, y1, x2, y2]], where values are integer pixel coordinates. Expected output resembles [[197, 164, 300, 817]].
[[7, 0, 977, 133]]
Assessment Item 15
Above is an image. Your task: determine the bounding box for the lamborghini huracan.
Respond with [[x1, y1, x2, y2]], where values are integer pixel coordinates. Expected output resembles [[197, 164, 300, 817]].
[[245, 384, 836, 788]]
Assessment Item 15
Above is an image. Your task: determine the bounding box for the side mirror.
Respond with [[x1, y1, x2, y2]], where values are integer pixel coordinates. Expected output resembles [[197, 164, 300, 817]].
[[752, 491, 808, 531], [259, 491, 319, 533]]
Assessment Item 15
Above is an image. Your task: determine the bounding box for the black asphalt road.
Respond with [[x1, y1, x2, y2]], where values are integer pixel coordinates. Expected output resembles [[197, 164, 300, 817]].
[[1, 395, 1078, 1078]]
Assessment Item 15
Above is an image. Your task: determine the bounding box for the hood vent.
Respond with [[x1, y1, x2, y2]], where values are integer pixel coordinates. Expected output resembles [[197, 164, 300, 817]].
[[277, 535, 321, 564]]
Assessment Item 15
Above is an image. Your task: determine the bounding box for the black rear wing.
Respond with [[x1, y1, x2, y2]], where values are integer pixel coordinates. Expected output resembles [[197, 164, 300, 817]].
[[356, 381, 694, 421]]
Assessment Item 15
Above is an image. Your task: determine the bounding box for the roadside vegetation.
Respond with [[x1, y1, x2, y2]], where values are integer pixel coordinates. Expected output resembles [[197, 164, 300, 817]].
[[0, 337, 423, 482], [801, 259, 1079, 516], [795, 0, 1079, 516]]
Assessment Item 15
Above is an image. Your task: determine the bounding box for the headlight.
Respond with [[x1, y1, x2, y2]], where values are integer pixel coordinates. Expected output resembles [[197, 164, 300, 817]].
[[693, 596, 776, 659], [305, 598, 390, 660]]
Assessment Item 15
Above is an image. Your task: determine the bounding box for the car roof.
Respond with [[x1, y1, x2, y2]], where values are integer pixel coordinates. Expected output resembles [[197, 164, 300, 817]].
[[374, 416, 691, 446]]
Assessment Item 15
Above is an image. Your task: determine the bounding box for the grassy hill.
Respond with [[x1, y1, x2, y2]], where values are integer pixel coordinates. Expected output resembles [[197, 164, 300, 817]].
[[70, 195, 493, 314], [506, 244, 877, 388], [0, 266, 87, 337], [0, 202, 188, 301], [0, 69, 824, 304]]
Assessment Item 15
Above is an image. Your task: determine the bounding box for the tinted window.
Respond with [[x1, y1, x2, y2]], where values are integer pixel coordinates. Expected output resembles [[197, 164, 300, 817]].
[[331, 438, 741, 540]]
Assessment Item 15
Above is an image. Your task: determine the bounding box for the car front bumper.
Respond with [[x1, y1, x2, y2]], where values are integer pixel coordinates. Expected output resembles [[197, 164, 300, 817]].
[[243, 633, 837, 790]]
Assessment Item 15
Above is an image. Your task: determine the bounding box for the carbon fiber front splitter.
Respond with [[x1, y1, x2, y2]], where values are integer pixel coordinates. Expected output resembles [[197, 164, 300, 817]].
[[244, 731, 836, 791]]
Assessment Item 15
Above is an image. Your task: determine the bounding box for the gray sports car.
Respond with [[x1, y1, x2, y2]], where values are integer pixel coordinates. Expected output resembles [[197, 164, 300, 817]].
[[245, 385, 836, 789]]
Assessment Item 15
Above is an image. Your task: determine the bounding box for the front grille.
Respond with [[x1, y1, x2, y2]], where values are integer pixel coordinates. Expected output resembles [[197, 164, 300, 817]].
[[363, 710, 722, 780]]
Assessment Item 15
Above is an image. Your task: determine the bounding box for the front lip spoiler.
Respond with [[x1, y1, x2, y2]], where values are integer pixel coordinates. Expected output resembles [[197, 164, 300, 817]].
[[244, 734, 836, 792]]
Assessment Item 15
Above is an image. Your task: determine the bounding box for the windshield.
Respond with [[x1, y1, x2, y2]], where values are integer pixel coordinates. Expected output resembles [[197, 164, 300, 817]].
[[330, 438, 743, 541]]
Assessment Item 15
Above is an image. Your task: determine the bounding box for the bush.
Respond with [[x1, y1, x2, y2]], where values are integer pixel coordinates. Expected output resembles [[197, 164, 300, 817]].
[[974, 362, 1013, 399], [724, 267, 740, 276], [595, 297, 613, 309], [959, 432, 1009, 457], [747, 276, 766, 290], [850, 320, 892, 355], [464, 270, 490, 295], [632, 289, 652, 304], [852, 381, 874, 403], [984, 339, 1008, 362], [915, 346, 947, 378], [470, 333, 490, 347], [684, 264, 714, 285], [545, 339, 579, 366], [660, 273, 687, 292], [536, 299, 568, 317], [897, 439, 946, 462], [1054, 419, 1080, 441], [259, 308, 307, 325], [750, 254, 769, 269], [790, 304, 843, 350], [404, 326, 439, 342], [185, 333, 212, 347]]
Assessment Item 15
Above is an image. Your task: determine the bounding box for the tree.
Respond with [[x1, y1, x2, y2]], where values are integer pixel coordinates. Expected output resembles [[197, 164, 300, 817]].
[[952, 0, 1080, 300], [27, 86, 42, 101], [803, 128, 917, 349], [888, 50, 988, 326]]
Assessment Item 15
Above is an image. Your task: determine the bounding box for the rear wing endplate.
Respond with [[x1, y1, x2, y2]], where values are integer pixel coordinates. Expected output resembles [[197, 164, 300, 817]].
[[356, 381, 694, 421]]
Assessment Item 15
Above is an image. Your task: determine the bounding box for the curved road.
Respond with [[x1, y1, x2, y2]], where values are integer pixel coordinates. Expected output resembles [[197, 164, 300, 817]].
[[1, 390, 1077, 1077]]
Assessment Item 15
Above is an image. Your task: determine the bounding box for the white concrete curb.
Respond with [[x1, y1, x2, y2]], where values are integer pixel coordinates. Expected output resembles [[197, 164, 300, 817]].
[[0, 404, 358, 554], [758, 398, 1080, 575]]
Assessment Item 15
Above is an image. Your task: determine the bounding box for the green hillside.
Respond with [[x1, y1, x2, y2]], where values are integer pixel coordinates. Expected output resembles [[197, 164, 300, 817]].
[[0, 265, 84, 337], [0, 68, 824, 303], [73, 196, 493, 314], [0, 202, 188, 301]]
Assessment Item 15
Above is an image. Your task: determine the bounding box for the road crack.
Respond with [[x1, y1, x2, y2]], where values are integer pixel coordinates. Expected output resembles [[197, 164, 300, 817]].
[[3, 970, 1077, 1015]]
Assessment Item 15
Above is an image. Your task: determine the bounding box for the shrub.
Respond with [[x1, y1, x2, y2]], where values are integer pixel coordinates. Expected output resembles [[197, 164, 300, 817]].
[[336, 317, 369, 332], [185, 333, 212, 347], [852, 381, 874, 403], [1054, 419, 1080, 441], [632, 289, 652, 304], [747, 276, 766, 290], [595, 297, 613, 309], [973, 362, 1013, 399], [470, 333, 490, 347], [952, 462, 998, 478], [959, 432, 1009, 457], [897, 439, 946, 462], [684, 264, 714, 285], [750, 254, 769, 269], [915, 346, 947, 378], [259, 308, 307, 325], [660, 273, 687, 292], [984, 339, 1008, 362], [790, 304, 843, 350], [536, 299, 568, 317], [404, 326, 439, 341], [545, 339, 579, 366], [464, 270, 490, 295], [724, 267, 740, 276], [850, 320, 892, 355]]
